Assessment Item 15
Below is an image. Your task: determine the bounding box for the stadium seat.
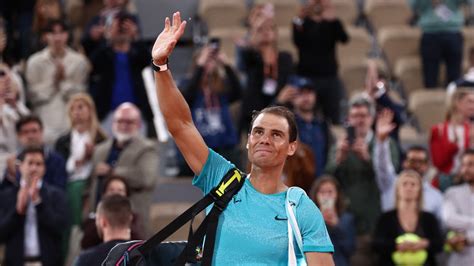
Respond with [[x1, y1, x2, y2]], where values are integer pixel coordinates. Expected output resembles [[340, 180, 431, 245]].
[[364, 0, 412, 31], [395, 56, 448, 96], [339, 58, 387, 96], [394, 56, 423, 97], [378, 25, 421, 70], [333, 0, 358, 25], [399, 125, 427, 148], [337, 26, 372, 64], [408, 89, 447, 133], [198, 0, 247, 31], [340, 60, 368, 96], [277, 26, 298, 61], [463, 27, 474, 58]]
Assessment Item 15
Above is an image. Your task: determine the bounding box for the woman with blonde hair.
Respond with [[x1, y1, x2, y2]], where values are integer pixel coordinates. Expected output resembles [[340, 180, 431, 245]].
[[373, 170, 443, 266], [430, 89, 474, 190], [55, 92, 107, 226]]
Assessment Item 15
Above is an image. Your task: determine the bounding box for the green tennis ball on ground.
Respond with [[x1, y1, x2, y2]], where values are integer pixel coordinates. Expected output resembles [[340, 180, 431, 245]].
[[392, 233, 428, 266]]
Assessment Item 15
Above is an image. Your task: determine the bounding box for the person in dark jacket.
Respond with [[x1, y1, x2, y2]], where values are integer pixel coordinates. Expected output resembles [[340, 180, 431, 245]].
[[75, 194, 132, 266], [0, 146, 68, 266], [292, 0, 349, 124], [81, 0, 139, 57], [372, 170, 444, 266], [88, 12, 152, 135], [179, 42, 242, 172], [80, 175, 143, 249], [237, 15, 294, 136], [276, 76, 333, 177], [2, 115, 67, 190]]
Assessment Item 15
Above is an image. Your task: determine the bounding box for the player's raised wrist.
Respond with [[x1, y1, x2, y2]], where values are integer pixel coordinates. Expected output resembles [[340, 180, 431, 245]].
[[153, 58, 168, 66]]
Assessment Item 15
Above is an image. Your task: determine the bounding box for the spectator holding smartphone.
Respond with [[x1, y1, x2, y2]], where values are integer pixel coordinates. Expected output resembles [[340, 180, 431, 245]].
[[292, 0, 349, 124], [178, 40, 242, 173], [326, 95, 400, 266], [81, 0, 139, 57], [88, 11, 152, 135], [311, 175, 356, 266], [237, 11, 294, 136], [276, 76, 333, 178]]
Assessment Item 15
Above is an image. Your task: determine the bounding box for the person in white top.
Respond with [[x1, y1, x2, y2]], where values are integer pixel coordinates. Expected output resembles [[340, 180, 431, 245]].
[[442, 149, 474, 266], [0, 63, 30, 174], [373, 109, 444, 219], [54, 93, 107, 231], [26, 19, 90, 145]]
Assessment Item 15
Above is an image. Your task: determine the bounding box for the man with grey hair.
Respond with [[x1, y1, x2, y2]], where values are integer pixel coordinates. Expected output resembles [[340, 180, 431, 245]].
[[86, 102, 158, 236], [326, 95, 400, 266]]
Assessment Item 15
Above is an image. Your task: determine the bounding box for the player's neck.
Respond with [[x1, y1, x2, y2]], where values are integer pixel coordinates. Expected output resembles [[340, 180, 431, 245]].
[[249, 167, 287, 194]]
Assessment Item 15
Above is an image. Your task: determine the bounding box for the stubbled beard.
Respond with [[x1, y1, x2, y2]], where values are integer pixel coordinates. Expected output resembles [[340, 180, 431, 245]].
[[114, 132, 135, 143]]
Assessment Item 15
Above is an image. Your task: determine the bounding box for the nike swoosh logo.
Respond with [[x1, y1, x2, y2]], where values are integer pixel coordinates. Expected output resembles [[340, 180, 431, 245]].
[[233, 198, 242, 203], [274, 215, 288, 221]]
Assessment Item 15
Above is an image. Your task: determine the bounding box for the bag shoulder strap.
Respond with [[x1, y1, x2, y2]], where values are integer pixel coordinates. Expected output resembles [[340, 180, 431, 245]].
[[137, 167, 245, 263], [286, 187, 307, 266]]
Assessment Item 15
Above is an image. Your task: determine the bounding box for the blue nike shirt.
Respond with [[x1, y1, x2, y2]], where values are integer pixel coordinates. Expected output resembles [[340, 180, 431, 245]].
[[193, 149, 334, 265]]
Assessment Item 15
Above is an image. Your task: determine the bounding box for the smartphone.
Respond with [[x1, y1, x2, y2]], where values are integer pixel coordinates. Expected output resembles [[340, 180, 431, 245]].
[[209, 37, 221, 52], [346, 125, 356, 146], [320, 198, 335, 211]]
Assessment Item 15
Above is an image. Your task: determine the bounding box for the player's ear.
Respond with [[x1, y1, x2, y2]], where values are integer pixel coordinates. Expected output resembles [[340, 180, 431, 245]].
[[287, 141, 297, 156]]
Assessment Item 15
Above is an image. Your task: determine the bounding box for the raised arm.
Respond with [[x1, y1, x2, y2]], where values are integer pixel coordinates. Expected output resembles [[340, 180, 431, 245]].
[[152, 12, 209, 175], [373, 109, 397, 193]]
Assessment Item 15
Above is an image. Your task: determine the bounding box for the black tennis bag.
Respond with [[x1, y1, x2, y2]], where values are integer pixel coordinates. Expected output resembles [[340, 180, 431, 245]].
[[102, 168, 246, 266]]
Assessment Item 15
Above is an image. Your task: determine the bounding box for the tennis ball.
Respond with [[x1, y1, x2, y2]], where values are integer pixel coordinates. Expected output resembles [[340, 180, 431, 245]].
[[444, 231, 456, 252], [392, 233, 428, 266]]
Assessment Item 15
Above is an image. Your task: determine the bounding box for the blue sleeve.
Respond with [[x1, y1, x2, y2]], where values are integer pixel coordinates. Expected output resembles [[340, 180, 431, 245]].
[[192, 149, 236, 195], [297, 195, 335, 253]]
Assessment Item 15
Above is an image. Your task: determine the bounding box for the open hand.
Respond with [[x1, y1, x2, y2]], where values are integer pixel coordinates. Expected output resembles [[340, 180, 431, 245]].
[[152, 12, 187, 65], [376, 108, 395, 141]]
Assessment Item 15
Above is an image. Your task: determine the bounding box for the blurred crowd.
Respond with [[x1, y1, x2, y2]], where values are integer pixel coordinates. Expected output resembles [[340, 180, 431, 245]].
[[0, 0, 474, 266]]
